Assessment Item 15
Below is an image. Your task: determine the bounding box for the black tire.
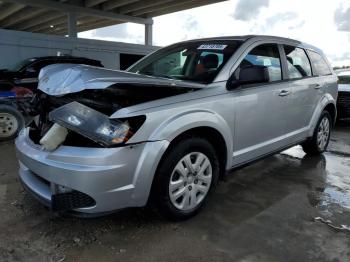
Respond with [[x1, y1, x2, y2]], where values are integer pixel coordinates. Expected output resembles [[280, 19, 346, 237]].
[[302, 110, 332, 155], [151, 136, 220, 220], [0, 104, 25, 141]]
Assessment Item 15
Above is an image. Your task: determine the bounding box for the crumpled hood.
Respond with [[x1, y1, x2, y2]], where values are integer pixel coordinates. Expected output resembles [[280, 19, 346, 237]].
[[38, 64, 203, 96]]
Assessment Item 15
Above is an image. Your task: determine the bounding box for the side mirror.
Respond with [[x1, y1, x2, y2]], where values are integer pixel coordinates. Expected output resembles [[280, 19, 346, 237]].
[[227, 65, 270, 89]]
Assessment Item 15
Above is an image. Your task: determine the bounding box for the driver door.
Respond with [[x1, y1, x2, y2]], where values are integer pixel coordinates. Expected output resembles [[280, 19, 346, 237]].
[[231, 43, 291, 166]]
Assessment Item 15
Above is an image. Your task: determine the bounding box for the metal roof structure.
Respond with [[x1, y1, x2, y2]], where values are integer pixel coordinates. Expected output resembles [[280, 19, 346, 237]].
[[0, 0, 227, 44]]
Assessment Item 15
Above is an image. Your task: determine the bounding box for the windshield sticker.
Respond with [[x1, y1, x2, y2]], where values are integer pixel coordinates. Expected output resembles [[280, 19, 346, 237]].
[[198, 44, 227, 50]]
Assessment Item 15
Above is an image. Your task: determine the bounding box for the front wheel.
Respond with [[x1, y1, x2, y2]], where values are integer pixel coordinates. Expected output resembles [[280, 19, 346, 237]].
[[152, 137, 219, 220], [302, 111, 331, 155]]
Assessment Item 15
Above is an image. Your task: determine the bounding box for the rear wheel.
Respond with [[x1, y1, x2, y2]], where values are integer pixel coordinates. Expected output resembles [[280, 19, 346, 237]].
[[302, 111, 331, 155], [0, 105, 25, 141], [152, 137, 219, 220]]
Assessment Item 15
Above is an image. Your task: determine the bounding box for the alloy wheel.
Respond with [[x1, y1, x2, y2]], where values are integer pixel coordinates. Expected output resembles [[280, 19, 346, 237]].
[[317, 116, 330, 151]]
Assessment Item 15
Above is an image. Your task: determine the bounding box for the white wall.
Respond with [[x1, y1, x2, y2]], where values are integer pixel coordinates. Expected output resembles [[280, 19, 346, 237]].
[[0, 29, 158, 70]]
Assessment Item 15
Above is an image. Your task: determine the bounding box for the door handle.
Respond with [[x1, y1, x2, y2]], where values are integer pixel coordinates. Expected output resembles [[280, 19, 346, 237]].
[[310, 83, 321, 89], [279, 90, 290, 97]]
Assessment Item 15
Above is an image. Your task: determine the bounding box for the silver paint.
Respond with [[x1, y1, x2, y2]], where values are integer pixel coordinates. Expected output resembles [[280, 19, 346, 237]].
[[16, 35, 339, 214]]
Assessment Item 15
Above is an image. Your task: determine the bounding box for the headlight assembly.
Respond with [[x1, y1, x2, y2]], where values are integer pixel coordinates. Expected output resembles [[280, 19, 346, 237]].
[[49, 101, 145, 147]]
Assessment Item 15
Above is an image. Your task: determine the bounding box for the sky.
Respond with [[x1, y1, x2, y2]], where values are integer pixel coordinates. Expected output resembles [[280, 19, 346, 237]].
[[79, 0, 350, 67]]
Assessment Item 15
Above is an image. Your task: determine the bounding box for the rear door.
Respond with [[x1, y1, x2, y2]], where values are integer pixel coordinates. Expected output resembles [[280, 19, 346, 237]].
[[231, 43, 291, 166], [282, 45, 316, 140]]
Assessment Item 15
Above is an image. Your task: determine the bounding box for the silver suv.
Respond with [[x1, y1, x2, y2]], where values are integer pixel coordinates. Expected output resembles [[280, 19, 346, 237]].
[[16, 35, 338, 219]]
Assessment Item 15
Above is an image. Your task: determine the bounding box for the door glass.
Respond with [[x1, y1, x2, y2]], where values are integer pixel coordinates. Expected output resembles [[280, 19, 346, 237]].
[[308, 51, 332, 76], [284, 46, 312, 79], [237, 44, 282, 82]]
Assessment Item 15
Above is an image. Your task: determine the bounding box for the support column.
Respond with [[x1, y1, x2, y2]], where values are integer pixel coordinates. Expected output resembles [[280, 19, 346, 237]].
[[67, 12, 77, 37], [145, 20, 153, 46]]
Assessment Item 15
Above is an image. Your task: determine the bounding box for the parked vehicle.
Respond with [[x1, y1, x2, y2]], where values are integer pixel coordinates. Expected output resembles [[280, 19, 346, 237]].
[[0, 55, 103, 89], [336, 70, 350, 120], [0, 56, 104, 141], [15, 35, 338, 219]]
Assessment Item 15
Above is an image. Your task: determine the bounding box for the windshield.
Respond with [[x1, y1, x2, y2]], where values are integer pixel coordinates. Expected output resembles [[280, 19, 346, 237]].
[[8, 58, 35, 72], [128, 40, 242, 84], [338, 74, 350, 84]]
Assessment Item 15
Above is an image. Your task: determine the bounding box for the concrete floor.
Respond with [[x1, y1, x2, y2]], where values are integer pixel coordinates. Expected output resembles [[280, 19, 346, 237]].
[[1, 123, 350, 262]]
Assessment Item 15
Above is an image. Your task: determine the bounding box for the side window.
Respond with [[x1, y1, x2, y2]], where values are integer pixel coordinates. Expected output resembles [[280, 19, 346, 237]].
[[237, 44, 282, 82], [308, 51, 332, 76], [284, 46, 312, 79]]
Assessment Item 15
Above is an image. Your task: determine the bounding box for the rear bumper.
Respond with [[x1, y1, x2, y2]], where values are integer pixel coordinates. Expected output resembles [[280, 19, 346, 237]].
[[15, 128, 169, 214]]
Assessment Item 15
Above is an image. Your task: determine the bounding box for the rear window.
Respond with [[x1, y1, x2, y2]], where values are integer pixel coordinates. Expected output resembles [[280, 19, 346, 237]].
[[308, 51, 332, 76], [284, 45, 312, 79]]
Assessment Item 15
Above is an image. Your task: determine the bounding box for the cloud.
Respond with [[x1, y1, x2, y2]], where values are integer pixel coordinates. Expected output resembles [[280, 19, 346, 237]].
[[334, 5, 350, 31], [233, 0, 269, 21], [288, 20, 305, 30], [266, 12, 298, 27]]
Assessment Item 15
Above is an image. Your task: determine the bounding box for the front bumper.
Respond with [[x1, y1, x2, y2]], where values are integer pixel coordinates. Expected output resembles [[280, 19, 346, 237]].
[[16, 128, 169, 215]]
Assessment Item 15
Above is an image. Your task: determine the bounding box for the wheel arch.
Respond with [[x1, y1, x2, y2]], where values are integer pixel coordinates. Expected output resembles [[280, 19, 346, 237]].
[[148, 110, 233, 170], [308, 94, 337, 137]]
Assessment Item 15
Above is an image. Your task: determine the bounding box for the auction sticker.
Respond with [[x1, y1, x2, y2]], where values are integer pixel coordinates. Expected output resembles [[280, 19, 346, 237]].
[[198, 44, 227, 50]]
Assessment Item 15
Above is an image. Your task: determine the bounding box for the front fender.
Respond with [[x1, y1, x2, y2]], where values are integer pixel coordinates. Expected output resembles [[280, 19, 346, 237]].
[[308, 93, 337, 137], [148, 109, 233, 168]]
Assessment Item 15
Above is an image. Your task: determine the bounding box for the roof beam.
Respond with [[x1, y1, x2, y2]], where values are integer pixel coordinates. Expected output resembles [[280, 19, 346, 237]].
[[53, 19, 119, 35], [118, 0, 173, 14], [0, 2, 25, 21], [12, 11, 63, 30], [145, 0, 227, 17], [131, 0, 194, 16], [0, 7, 46, 27], [84, 0, 107, 8], [3, 0, 152, 24], [36, 16, 100, 34], [102, 0, 139, 11]]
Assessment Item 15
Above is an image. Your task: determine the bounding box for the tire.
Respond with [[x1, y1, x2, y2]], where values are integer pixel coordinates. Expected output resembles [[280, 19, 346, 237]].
[[302, 110, 331, 155], [151, 136, 220, 220], [0, 104, 25, 141]]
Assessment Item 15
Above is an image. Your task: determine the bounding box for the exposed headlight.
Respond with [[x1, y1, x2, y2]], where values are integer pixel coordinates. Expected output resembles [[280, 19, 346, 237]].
[[49, 102, 145, 147]]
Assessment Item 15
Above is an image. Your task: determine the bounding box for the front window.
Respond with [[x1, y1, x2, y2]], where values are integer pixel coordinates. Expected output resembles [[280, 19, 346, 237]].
[[128, 40, 242, 84]]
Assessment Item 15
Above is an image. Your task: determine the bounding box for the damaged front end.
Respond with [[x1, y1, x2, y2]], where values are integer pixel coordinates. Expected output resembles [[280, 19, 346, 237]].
[[39, 102, 145, 151], [28, 64, 201, 149]]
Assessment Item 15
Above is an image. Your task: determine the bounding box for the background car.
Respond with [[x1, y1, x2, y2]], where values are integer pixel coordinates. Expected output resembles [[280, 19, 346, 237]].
[[0, 55, 103, 90], [336, 70, 350, 121], [0, 55, 104, 141]]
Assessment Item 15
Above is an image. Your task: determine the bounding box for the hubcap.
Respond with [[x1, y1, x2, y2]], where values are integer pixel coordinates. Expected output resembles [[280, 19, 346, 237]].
[[0, 113, 18, 138], [317, 116, 330, 151], [169, 152, 212, 211]]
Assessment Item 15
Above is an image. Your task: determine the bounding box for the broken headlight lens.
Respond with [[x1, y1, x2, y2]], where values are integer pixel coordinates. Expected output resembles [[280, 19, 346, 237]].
[[49, 102, 143, 147]]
